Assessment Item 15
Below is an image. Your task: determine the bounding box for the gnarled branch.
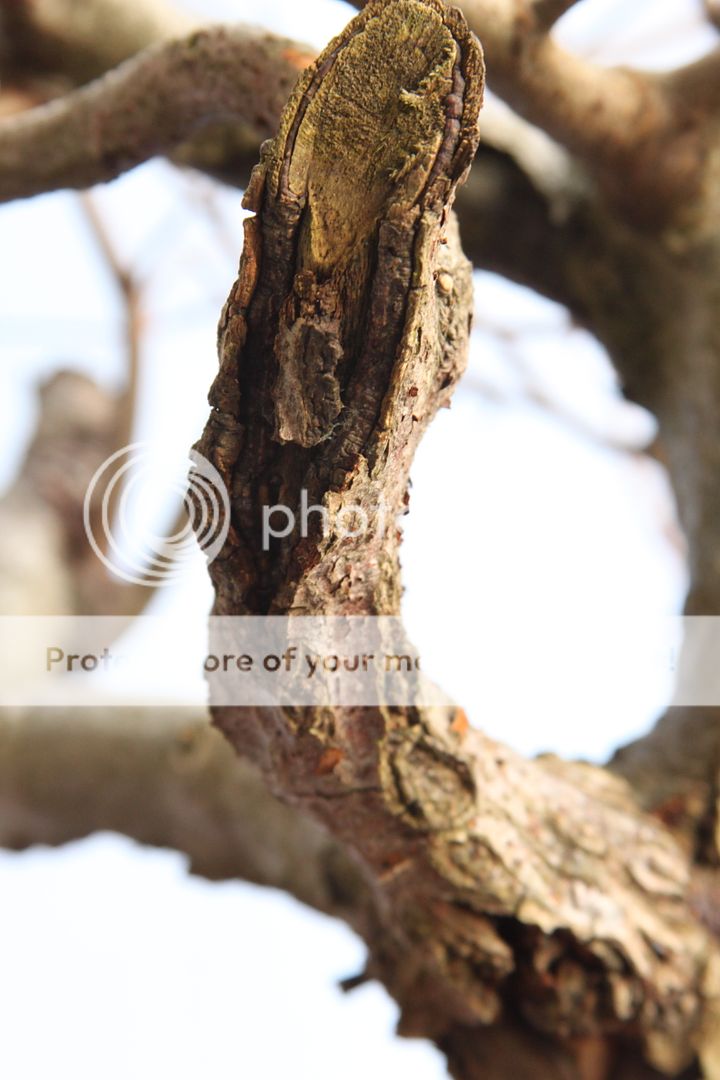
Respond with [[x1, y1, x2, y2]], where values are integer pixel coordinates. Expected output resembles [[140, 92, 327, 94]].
[[193, 2, 720, 1075], [0, 13, 595, 331]]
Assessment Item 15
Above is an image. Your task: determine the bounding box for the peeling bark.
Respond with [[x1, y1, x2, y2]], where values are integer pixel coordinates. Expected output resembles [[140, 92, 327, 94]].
[[4, 0, 720, 1076], [193, 2, 720, 1076]]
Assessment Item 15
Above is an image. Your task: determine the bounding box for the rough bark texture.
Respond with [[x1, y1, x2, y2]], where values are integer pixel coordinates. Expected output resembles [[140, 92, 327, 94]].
[[191, 3, 720, 1078], [0, 24, 311, 203], [4, 1, 720, 1078]]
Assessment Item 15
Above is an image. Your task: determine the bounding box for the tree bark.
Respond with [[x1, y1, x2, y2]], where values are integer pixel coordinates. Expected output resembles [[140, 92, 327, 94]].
[[193, 3, 720, 1077], [0, 706, 372, 920], [4, 0, 720, 1076]]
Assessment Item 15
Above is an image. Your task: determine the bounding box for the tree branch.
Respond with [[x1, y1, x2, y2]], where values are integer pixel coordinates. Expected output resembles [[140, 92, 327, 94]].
[[705, 0, 720, 31], [531, 0, 582, 32], [0, 6, 605, 325], [192, 1, 720, 1074], [0, 25, 311, 203], [0, 706, 372, 921], [0, 0, 195, 85], [663, 46, 720, 115]]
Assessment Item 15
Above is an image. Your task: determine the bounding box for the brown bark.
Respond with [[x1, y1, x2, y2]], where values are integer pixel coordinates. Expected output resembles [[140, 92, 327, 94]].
[[0, 25, 311, 203], [0, 706, 371, 919], [0, 0, 599, 325], [706, 1, 720, 31], [192, 2, 720, 1077], [0, 0, 194, 86], [4, 1, 720, 1077]]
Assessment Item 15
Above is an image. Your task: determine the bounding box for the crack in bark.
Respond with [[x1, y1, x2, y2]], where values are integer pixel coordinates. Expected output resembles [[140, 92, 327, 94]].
[[192, 3, 720, 1076]]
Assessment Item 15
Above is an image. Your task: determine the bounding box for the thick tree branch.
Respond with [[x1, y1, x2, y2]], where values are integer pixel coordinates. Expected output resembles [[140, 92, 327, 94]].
[[347, 0, 685, 220], [0, 0, 195, 85], [531, 0, 582, 33], [705, 0, 720, 32], [0, 25, 311, 203], [0, 706, 371, 920], [192, 2, 720, 1075], [664, 46, 720, 115]]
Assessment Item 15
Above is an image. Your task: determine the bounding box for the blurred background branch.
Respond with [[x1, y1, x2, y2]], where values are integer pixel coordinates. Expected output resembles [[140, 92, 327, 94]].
[[3, 1, 720, 1077]]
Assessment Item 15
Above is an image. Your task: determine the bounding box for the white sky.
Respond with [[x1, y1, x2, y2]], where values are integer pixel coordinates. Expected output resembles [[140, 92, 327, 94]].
[[0, 1, 716, 1077]]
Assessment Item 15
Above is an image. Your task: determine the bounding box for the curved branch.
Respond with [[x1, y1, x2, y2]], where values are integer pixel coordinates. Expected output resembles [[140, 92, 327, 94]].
[[531, 0, 583, 32], [458, 0, 720, 222], [705, 0, 720, 31], [193, 1, 719, 1074], [0, 25, 310, 203], [0, 0, 195, 85], [447, 0, 670, 160]]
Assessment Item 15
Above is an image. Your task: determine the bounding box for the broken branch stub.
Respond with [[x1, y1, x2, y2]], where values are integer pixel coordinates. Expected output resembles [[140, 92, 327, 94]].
[[194, 1, 718, 1074], [196, 0, 482, 619]]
